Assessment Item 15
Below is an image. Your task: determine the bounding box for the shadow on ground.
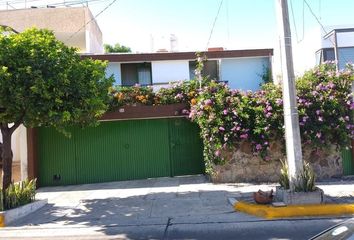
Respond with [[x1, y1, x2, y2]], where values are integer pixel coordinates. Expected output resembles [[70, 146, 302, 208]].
[[11, 189, 239, 239], [9, 188, 354, 240]]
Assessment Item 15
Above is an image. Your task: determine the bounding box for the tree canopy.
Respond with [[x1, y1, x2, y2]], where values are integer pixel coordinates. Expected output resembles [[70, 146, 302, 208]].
[[0, 28, 113, 191], [104, 43, 132, 53]]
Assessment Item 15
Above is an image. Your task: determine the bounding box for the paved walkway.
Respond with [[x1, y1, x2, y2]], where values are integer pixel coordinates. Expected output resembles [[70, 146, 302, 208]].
[[1, 176, 354, 239]]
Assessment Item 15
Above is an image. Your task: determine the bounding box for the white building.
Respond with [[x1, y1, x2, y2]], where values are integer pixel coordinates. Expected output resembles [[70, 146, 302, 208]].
[[84, 48, 273, 91], [0, 6, 103, 53], [316, 25, 354, 69]]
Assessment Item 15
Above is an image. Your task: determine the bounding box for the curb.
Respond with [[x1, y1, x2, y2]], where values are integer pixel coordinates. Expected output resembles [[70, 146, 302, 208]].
[[0, 199, 47, 227], [234, 200, 354, 219]]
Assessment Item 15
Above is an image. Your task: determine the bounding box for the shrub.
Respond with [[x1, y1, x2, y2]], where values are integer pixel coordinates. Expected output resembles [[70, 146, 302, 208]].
[[294, 162, 316, 192], [279, 159, 290, 189], [1, 179, 36, 210], [109, 85, 155, 108]]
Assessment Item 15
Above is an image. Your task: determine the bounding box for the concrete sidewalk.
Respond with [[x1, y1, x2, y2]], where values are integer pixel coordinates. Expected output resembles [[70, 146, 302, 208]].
[[1, 176, 354, 239]]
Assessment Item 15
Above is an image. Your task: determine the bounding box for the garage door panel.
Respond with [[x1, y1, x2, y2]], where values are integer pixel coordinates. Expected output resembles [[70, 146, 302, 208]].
[[74, 119, 171, 184], [38, 127, 77, 186]]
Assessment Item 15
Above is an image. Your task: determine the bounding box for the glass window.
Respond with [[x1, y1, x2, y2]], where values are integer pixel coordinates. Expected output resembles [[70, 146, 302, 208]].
[[189, 60, 219, 80], [121, 63, 152, 86]]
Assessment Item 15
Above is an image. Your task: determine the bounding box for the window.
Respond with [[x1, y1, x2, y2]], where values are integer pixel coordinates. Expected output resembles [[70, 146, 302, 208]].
[[121, 62, 152, 86], [189, 60, 219, 80], [323, 48, 335, 62]]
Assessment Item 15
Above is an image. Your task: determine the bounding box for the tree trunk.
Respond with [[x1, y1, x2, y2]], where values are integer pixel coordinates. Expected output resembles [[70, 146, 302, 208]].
[[1, 128, 13, 192]]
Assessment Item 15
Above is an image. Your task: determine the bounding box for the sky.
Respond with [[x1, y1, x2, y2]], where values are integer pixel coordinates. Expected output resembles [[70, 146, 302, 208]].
[[87, 0, 354, 73], [1, 0, 354, 73]]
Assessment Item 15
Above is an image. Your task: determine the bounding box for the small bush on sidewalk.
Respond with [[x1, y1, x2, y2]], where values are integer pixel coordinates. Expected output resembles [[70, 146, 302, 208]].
[[0, 179, 36, 211]]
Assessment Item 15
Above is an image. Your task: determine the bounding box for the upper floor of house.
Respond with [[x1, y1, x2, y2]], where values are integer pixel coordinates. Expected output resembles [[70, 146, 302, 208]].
[[83, 48, 273, 91], [0, 6, 103, 53], [316, 26, 354, 69]]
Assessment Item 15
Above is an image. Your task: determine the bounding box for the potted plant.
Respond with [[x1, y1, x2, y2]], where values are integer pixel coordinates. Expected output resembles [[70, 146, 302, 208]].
[[276, 160, 324, 205]]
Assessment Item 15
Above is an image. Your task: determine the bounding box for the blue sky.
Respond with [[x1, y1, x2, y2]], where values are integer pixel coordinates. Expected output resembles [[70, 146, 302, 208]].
[[1, 0, 353, 72], [87, 0, 354, 53]]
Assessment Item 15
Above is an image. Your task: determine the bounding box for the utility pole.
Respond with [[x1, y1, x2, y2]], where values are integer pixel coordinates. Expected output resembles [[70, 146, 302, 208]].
[[275, 0, 303, 191]]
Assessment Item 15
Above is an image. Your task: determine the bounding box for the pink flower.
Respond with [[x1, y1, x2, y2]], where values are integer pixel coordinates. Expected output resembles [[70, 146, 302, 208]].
[[182, 109, 189, 114], [204, 99, 213, 106], [316, 132, 322, 138], [275, 99, 283, 105], [349, 103, 354, 110], [256, 144, 262, 150], [240, 134, 248, 139], [175, 93, 184, 99], [215, 150, 221, 157], [223, 109, 228, 115], [219, 126, 225, 131]]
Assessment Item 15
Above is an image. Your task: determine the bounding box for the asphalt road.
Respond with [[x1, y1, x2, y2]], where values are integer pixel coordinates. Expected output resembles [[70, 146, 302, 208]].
[[0, 217, 348, 240]]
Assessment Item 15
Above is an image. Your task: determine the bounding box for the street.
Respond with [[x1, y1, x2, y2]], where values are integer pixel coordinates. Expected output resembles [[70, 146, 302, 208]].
[[0, 176, 353, 240], [0, 216, 348, 239]]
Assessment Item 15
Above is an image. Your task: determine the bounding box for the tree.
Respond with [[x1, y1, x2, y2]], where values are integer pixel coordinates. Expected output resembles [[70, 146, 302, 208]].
[[0, 28, 113, 195], [104, 43, 132, 53]]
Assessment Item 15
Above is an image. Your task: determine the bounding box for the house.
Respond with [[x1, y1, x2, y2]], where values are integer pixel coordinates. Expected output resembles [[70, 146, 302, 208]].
[[83, 48, 273, 91], [0, 6, 103, 53], [316, 26, 354, 69]]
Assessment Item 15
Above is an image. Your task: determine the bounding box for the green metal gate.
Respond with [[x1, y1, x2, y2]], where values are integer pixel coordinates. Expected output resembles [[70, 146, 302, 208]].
[[342, 146, 354, 175], [38, 118, 204, 186], [169, 119, 204, 176]]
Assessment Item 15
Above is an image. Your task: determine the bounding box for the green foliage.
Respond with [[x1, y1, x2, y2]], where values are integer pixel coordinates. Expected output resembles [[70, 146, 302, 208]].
[[0, 27, 113, 131], [1, 179, 36, 210], [294, 162, 316, 192], [259, 65, 273, 86], [104, 43, 131, 53], [279, 159, 290, 189]]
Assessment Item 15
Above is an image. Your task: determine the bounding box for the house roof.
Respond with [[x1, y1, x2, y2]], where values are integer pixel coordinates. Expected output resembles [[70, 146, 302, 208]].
[[81, 49, 273, 63]]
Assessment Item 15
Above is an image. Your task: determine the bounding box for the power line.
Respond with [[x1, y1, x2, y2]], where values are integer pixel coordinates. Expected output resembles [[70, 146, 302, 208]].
[[289, 0, 301, 43], [205, 0, 224, 50], [303, 0, 350, 66], [65, 0, 117, 43], [303, 0, 326, 34]]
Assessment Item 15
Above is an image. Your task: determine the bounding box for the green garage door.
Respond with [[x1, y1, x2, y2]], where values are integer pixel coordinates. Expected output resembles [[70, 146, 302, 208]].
[[38, 118, 204, 186]]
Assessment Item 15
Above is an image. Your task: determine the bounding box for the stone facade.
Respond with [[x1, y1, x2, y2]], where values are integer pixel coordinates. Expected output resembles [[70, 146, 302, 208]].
[[211, 141, 343, 183]]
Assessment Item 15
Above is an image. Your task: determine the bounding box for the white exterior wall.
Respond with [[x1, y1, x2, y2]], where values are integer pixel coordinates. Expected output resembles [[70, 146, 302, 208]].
[[322, 31, 354, 48], [0, 125, 27, 180], [106, 62, 122, 85], [220, 57, 269, 91], [151, 60, 190, 84]]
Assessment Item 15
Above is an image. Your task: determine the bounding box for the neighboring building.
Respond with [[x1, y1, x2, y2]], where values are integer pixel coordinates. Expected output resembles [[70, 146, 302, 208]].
[[0, 6, 103, 53], [316, 26, 354, 69], [83, 48, 273, 91]]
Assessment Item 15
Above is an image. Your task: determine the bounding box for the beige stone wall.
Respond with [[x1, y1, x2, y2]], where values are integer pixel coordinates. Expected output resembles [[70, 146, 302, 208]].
[[211, 141, 342, 183]]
